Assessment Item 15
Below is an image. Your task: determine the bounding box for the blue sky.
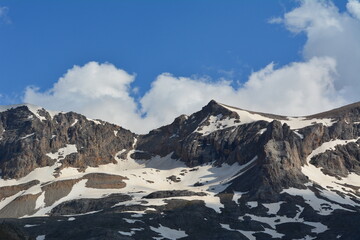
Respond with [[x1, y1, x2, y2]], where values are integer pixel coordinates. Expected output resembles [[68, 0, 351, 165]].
[[1, 0, 360, 133], [0, 0, 304, 100]]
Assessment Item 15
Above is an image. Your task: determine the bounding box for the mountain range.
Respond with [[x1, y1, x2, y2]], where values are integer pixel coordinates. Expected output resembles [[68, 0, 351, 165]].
[[0, 100, 359, 240]]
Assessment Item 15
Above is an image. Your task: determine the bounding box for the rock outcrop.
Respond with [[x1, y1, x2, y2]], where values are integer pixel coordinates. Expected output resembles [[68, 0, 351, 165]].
[[0, 105, 135, 179]]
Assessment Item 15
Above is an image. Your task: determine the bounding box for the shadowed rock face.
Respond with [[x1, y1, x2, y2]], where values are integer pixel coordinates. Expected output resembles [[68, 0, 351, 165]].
[[143, 190, 207, 199], [49, 193, 132, 216], [0, 222, 32, 240], [310, 141, 360, 177], [135, 101, 360, 200]]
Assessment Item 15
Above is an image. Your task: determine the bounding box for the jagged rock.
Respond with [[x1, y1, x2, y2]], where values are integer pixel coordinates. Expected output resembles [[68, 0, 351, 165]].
[[166, 175, 181, 183], [50, 193, 132, 216], [310, 142, 360, 177], [83, 173, 128, 189], [41, 179, 81, 207], [0, 193, 41, 218], [0, 106, 135, 179], [0, 180, 39, 200], [143, 190, 207, 199]]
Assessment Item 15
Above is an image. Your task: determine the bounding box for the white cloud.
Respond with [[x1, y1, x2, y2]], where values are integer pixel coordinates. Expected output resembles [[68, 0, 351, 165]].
[[282, 0, 360, 102], [24, 57, 344, 133], [236, 57, 344, 115], [268, 17, 283, 24], [24, 62, 146, 132], [140, 74, 235, 127], [23, 0, 359, 134], [347, 0, 360, 20], [0, 6, 10, 24], [282, 1, 342, 33], [141, 57, 344, 123]]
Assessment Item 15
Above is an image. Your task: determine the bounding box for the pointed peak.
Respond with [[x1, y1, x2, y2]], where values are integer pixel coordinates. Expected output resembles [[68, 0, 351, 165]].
[[201, 99, 222, 111], [0, 103, 61, 120], [197, 100, 239, 120], [207, 99, 219, 106]]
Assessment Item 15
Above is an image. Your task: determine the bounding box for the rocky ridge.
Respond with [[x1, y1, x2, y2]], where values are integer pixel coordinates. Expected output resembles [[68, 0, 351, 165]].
[[0, 101, 359, 239]]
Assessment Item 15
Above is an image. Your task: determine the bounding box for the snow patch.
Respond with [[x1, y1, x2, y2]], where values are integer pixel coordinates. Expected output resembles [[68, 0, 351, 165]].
[[263, 201, 284, 215], [46, 144, 78, 160], [281, 116, 336, 130], [118, 228, 143, 237], [195, 103, 337, 136], [219, 223, 256, 240], [20, 133, 35, 140], [300, 138, 360, 211], [246, 201, 258, 209], [282, 188, 349, 215], [35, 192, 45, 209], [0, 104, 59, 121], [150, 224, 188, 240], [24, 224, 39, 228], [239, 210, 327, 237], [86, 118, 102, 125], [36, 235, 46, 240], [70, 119, 78, 127], [257, 128, 267, 135], [118, 231, 134, 236], [293, 130, 304, 139], [123, 218, 142, 224], [232, 191, 247, 205]]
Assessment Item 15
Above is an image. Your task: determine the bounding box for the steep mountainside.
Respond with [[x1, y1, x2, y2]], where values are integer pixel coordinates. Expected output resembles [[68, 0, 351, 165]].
[[0, 101, 359, 240]]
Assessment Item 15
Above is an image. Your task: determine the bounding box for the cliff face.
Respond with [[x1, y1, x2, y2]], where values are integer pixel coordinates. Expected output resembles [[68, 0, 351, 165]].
[[0, 105, 135, 179], [136, 100, 360, 199], [0, 101, 359, 239]]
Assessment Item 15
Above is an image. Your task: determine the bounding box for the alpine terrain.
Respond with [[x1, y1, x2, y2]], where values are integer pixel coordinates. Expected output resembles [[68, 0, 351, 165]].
[[0, 100, 359, 240]]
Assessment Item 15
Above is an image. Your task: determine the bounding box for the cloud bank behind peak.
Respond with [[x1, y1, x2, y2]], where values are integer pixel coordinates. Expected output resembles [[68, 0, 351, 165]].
[[24, 0, 360, 134]]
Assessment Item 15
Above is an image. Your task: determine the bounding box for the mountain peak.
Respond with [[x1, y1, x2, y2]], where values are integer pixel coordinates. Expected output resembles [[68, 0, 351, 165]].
[[207, 99, 219, 105]]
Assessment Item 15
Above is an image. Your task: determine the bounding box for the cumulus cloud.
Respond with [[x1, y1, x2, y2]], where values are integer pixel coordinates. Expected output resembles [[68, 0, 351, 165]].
[[25, 62, 146, 132], [141, 57, 343, 124], [347, 0, 360, 20], [24, 57, 344, 133], [0, 6, 10, 24], [23, 0, 359, 133], [282, 0, 360, 101]]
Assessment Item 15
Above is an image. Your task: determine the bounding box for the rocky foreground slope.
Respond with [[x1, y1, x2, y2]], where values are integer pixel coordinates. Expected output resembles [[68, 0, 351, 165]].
[[0, 101, 359, 240]]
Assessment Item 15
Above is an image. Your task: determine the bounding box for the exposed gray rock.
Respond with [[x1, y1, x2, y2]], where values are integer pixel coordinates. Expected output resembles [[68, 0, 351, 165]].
[[143, 190, 207, 199], [1, 100, 360, 239], [50, 193, 132, 216], [0, 222, 33, 240], [83, 173, 128, 189], [0, 193, 41, 218], [41, 179, 81, 207], [310, 142, 360, 177], [0, 180, 39, 200], [0, 106, 135, 179]]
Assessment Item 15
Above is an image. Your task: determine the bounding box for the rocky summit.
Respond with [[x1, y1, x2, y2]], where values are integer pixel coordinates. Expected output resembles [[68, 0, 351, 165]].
[[0, 100, 360, 240]]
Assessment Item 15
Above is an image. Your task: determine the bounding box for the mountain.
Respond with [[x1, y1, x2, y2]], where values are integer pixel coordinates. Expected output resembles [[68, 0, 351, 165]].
[[0, 101, 359, 240]]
